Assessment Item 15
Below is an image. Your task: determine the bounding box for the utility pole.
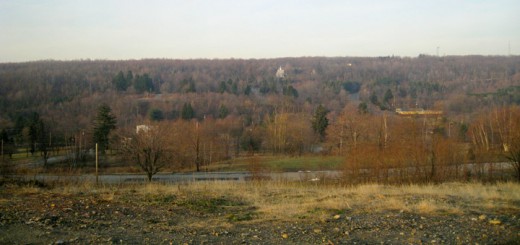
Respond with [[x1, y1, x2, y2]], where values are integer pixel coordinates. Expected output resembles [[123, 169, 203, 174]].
[[383, 112, 388, 149], [448, 121, 452, 138], [79, 132, 82, 161], [195, 122, 200, 172], [95, 143, 99, 185]]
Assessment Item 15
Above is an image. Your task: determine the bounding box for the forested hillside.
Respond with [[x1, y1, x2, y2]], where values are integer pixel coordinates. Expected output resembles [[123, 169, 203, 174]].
[[1, 56, 519, 180], [1, 56, 518, 126]]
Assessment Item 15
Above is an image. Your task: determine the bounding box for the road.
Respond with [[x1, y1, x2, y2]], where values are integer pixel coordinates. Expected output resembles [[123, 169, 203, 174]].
[[15, 162, 513, 184], [18, 171, 342, 184]]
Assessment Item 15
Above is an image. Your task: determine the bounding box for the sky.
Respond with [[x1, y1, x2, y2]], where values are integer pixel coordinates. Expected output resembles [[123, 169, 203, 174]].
[[1, 0, 519, 62]]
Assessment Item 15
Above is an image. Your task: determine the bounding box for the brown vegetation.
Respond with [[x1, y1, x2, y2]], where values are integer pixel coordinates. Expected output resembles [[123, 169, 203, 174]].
[[469, 106, 520, 181], [0, 57, 519, 182], [1, 180, 519, 243]]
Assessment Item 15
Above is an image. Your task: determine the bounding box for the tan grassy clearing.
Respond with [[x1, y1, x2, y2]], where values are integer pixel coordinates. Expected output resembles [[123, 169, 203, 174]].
[[161, 181, 519, 220], [8, 180, 520, 221]]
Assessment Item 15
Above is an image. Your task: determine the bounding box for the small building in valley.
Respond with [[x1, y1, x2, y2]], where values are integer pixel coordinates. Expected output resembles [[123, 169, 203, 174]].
[[395, 108, 443, 117]]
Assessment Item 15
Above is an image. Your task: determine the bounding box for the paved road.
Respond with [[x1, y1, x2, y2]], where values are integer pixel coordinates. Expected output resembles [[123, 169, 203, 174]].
[[15, 162, 513, 184], [18, 171, 342, 184]]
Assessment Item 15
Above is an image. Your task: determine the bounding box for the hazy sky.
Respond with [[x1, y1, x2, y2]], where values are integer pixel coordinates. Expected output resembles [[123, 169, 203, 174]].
[[1, 0, 519, 62]]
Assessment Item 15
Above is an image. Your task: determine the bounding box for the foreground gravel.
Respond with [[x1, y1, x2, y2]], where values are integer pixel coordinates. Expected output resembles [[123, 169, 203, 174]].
[[1, 182, 518, 244]]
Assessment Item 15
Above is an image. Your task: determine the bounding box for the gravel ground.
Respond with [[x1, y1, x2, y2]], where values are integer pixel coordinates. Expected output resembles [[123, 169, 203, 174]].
[[1, 182, 519, 244]]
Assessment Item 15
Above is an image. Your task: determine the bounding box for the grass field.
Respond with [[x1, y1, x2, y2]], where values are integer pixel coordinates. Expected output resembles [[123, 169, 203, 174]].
[[4, 147, 344, 173], [207, 155, 343, 172], [7, 151, 39, 162], [6, 179, 520, 221], [2, 178, 519, 244], [163, 181, 520, 220]]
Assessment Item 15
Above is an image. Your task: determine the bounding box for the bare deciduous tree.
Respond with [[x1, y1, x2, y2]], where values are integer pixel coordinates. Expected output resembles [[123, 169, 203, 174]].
[[469, 106, 520, 181], [487, 106, 520, 181], [120, 122, 175, 181]]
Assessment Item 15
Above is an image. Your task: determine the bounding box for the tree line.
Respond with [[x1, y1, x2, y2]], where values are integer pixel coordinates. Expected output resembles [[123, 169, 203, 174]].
[[1, 56, 519, 181], [1, 56, 519, 129], [111, 103, 519, 182]]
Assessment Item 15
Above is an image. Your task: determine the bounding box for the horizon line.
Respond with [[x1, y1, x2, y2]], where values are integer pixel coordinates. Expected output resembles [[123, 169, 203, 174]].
[[2, 54, 519, 64]]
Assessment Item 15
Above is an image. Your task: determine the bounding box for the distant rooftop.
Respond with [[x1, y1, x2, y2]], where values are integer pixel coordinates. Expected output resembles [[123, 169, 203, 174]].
[[395, 108, 443, 116], [275, 66, 285, 78]]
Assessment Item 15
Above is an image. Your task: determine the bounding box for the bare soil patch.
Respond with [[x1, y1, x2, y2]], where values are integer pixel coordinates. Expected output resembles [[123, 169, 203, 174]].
[[1, 179, 519, 244]]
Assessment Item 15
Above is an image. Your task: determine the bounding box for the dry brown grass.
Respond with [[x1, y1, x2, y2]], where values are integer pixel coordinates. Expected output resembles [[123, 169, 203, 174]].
[[8, 179, 520, 221], [116, 181, 520, 220]]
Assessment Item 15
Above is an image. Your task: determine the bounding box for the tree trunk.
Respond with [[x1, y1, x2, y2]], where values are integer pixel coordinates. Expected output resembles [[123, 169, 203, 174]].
[[430, 150, 436, 182], [517, 165, 520, 182]]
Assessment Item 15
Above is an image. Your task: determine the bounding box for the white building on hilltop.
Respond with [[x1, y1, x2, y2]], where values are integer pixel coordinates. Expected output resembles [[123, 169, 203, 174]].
[[275, 66, 285, 78]]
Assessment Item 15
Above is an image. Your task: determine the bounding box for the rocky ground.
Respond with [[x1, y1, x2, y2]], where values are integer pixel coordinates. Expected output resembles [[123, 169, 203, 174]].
[[0, 180, 519, 244]]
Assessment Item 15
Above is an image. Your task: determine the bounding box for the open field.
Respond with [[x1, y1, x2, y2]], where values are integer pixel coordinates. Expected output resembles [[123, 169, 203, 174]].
[[1, 179, 519, 244], [206, 156, 343, 172], [5, 155, 345, 175]]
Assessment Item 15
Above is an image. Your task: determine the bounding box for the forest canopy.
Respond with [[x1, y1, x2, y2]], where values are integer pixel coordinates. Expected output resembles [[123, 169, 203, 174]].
[[0, 56, 519, 180]]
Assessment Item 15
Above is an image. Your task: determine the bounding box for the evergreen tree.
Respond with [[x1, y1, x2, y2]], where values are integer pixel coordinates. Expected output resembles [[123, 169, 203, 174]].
[[244, 85, 252, 95], [342, 81, 361, 94], [149, 109, 164, 121], [126, 70, 133, 82], [218, 105, 229, 119], [218, 81, 228, 93], [283, 85, 299, 98], [370, 91, 379, 106], [0, 129, 15, 158], [181, 103, 194, 120], [93, 104, 117, 153], [231, 82, 238, 95], [187, 81, 196, 93], [358, 102, 369, 114], [134, 73, 154, 93], [180, 78, 197, 93], [0, 130, 9, 144], [28, 112, 41, 155], [19, 113, 52, 164], [36, 119, 51, 166], [259, 80, 270, 94], [312, 104, 329, 139], [383, 89, 394, 105], [112, 71, 130, 91]]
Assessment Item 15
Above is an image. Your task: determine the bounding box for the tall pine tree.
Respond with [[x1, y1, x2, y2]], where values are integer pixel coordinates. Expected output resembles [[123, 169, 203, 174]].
[[181, 103, 195, 120], [312, 104, 329, 139], [93, 104, 117, 153]]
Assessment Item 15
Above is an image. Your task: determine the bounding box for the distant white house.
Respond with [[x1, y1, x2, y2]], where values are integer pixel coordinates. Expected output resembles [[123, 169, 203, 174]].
[[136, 125, 151, 134], [275, 66, 285, 78], [395, 108, 442, 117]]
